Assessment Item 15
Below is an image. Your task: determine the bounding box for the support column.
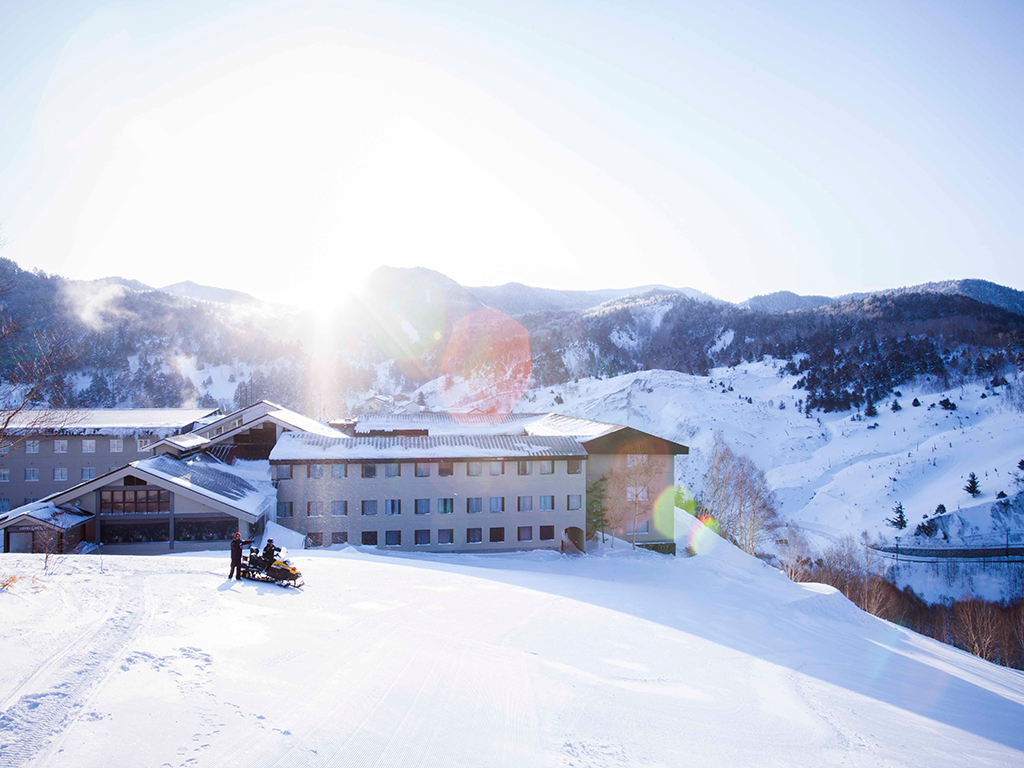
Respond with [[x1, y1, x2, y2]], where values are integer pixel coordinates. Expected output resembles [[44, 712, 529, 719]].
[[168, 492, 175, 551]]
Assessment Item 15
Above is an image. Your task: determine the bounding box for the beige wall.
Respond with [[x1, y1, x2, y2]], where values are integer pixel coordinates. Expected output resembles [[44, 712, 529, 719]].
[[0, 434, 152, 511], [273, 458, 586, 552], [586, 453, 675, 544]]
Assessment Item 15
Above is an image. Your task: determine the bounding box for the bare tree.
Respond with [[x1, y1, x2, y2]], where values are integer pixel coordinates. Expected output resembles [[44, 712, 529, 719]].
[[609, 441, 662, 550], [777, 525, 811, 582], [0, 258, 77, 455], [699, 433, 780, 555], [949, 598, 1001, 662]]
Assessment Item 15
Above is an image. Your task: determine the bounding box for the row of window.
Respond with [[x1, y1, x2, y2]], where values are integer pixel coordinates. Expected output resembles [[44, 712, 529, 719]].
[[99, 489, 172, 513], [276, 458, 583, 481], [21, 438, 148, 455], [11, 467, 99, 482], [312, 525, 558, 547], [278, 494, 583, 518]]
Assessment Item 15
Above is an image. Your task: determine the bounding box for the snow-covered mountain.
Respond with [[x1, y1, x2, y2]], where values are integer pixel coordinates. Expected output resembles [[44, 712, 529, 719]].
[[467, 282, 721, 315], [160, 280, 260, 306]]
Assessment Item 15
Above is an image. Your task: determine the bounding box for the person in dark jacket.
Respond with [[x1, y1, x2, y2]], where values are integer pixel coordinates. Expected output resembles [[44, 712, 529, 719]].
[[262, 538, 279, 566], [229, 531, 253, 580]]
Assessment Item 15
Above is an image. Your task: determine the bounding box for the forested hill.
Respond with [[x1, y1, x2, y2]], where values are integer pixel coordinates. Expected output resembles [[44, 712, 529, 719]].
[[1, 257, 1022, 415]]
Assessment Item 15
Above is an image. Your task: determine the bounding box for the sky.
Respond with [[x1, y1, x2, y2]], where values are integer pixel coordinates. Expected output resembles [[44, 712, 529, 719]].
[[0, 0, 1022, 305]]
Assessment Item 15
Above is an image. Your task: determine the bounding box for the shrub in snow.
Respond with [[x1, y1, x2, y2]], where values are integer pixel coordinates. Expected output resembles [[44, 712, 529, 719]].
[[964, 472, 982, 498], [912, 397, 921, 406]]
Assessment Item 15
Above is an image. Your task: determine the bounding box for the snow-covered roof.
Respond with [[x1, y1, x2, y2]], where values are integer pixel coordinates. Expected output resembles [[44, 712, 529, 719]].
[[270, 431, 587, 461], [523, 413, 623, 440], [0, 408, 218, 437], [353, 412, 548, 436], [0, 501, 92, 531], [131, 455, 275, 519], [266, 409, 343, 438], [163, 432, 212, 450]]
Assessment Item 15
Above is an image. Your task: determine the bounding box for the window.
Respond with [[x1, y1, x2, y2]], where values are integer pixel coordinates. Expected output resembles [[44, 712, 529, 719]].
[[567, 459, 582, 475], [362, 463, 377, 479], [627, 486, 649, 502], [307, 532, 324, 547], [81, 467, 96, 481], [517, 460, 531, 476], [276, 464, 292, 480], [331, 464, 347, 478], [332, 500, 348, 516], [385, 530, 401, 546], [109, 438, 123, 453], [540, 525, 555, 541], [25, 468, 39, 482], [308, 501, 324, 516], [466, 527, 482, 544], [415, 463, 430, 477], [0, 499, 8, 513], [540, 495, 555, 511], [385, 499, 401, 515], [385, 462, 401, 478], [467, 461, 482, 476], [626, 454, 649, 467], [277, 502, 293, 518], [439, 461, 454, 477], [309, 464, 323, 479], [331, 531, 348, 545], [361, 530, 378, 546], [466, 497, 483, 514], [518, 526, 533, 542], [137, 437, 153, 449], [517, 496, 532, 512], [538, 459, 554, 475], [53, 467, 67, 482], [415, 498, 430, 515], [626, 520, 650, 535], [489, 496, 504, 513], [54, 440, 68, 454], [100, 489, 170, 514], [361, 500, 378, 516], [415, 529, 430, 546], [438, 528, 454, 545], [0, 469, 7, 482], [25, 440, 39, 454], [438, 498, 453, 514], [489, 461, 504, 476], [567, 494, 582, 511], [82, 439, 96, 453], [489, 527, 505, 543]]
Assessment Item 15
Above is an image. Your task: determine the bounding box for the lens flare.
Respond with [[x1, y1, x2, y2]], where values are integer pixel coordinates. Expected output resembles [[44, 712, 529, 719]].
[[685, 513, 720, 555], [439, 308, 531, 419]]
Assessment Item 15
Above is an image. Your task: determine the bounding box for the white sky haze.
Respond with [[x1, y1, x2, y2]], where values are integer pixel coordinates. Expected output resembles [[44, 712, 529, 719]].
[[1, 0, 1022, 304]]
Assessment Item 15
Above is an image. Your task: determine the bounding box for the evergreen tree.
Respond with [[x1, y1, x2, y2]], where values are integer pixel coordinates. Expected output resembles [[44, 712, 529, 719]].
[[585, 476, 610, 541], [963, 472, 981, 498], [886, 502, 907, 530], [864, 400, 878, 417], [891, 398, 902, 412], [912, 397, 921, 407], [935, 503, 947, 515]]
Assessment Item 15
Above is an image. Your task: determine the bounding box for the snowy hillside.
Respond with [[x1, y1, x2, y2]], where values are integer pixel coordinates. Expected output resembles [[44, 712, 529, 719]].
[[485, 362, 1024, 549], [2, 514, 1023, 767]]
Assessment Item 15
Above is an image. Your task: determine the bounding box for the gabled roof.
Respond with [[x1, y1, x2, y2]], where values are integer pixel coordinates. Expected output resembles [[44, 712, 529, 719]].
[[9, 454, 274, 524], [149, 401, 342, 454], [353, 412, 547, 436], [0, 502, 92, 531], [270, 431, 587, 461]]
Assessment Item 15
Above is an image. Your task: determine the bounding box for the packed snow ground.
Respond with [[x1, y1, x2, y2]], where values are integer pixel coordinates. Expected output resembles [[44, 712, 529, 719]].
[[3, 513, 1024, 767]]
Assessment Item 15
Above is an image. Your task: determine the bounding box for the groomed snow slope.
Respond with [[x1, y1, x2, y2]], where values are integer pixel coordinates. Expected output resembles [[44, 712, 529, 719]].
[[2, 517, 1024, 767]]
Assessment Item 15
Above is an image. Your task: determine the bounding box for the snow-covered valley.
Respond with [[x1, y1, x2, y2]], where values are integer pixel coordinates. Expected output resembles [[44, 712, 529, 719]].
[[2, 512, 1023, 767]]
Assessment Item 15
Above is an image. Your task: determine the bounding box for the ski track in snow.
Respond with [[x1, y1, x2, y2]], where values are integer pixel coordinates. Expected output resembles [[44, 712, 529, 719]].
[[0, 576, 153, 768]]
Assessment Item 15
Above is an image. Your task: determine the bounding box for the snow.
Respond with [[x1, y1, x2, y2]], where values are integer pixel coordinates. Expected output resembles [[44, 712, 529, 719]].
[[270, 431, 587, 461], [2, 512, 1023, 766], [1, 408, 217, 437]]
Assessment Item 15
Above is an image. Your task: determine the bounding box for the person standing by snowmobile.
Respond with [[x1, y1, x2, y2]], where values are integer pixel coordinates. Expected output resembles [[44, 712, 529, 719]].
[[229, 531, 253, 580]]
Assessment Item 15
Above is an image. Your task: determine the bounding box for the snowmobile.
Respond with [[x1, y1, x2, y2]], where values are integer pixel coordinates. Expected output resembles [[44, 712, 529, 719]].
[[242, 542, 304, 588]]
